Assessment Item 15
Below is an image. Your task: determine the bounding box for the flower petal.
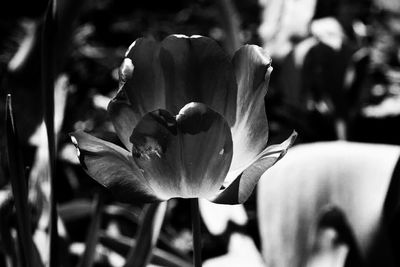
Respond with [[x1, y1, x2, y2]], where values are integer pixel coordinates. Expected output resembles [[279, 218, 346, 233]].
[[210, 131, 297, 204], [159, 35, 237, 125], [70, 131, 160, 203], [230, 45, 272, 170], [129, 109, 182, 200], [108, 89, 140, 151], [130, 103, 233, 200], [122, 38, 165, 115], [177, 103, 233, 198]]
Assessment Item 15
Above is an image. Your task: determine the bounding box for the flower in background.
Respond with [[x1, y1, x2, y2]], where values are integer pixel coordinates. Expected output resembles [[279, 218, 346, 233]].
[[70, 35, 296, 204]]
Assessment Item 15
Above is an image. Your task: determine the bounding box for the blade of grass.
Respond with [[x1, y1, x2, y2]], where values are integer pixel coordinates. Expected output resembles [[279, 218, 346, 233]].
[[76, 194, 104, 267], [5, 94, 43, 267], [41, 0, 58, 266], [123, 202, 167, 267]]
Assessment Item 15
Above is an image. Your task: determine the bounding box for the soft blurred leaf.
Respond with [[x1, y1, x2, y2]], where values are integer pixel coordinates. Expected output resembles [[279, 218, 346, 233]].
[[58, 199, 93, 222], [203, 233, 264, 267], [77, 194, 104, 267], [123, 202, 167, 267], [104, 204, 141, 224], [199, 199, 247, 235], [41, 0, 58, 265], [215, 0, 242, 56], [257, 141, 400, 266], [5, 95, 43, 267], [0, 189, 18, 267], [99, 233, 192, 267]]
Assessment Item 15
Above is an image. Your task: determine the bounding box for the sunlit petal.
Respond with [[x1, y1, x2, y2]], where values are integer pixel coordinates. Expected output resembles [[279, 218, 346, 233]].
[[159, 35, 237, 125], [211, 132, 297, 204], [70, 131, 159, 203], [123, 37, 165, 115], [177, 103, 233, 199], [130, 103, 233, 200], [230, 45, 272, 170]]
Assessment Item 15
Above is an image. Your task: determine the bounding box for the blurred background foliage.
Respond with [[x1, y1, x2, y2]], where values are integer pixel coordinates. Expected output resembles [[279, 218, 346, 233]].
[[1, 0, 400, 266], [261, 0, 400, 144]]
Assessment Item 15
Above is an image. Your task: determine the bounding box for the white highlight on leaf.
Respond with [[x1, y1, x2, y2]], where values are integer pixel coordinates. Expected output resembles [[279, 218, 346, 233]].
[[125, 40, 137, 57], [311, 17, 345, 51], [92, 94, 111, 110], [8, 20, 37, 72], [204, 233, 264, 267], [199, 199, 247, 235], [120, 58, 134, 79]]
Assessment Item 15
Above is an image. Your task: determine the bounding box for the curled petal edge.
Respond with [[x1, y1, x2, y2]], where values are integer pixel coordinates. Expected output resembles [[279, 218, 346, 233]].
[[210, 131, 297, 204], [70, 130, 160, 203]]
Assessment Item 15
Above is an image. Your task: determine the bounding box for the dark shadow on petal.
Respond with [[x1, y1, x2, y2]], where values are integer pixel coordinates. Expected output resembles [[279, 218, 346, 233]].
[[214, 173, 241, 204], [312, 206, 364, 267], [130, 110, 177, 158], [150, 109, 178, 135], [381, 156, 400, 266], [177, 103, 214, 135]]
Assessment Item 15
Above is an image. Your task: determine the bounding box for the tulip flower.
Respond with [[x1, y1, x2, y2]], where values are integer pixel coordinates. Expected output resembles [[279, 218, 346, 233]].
[[70, 34, 296, 205]]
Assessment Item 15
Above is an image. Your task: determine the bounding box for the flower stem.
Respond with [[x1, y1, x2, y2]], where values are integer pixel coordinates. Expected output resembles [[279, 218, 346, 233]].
[[190, 198, 202, 267], [124, 202, 166, 267]]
